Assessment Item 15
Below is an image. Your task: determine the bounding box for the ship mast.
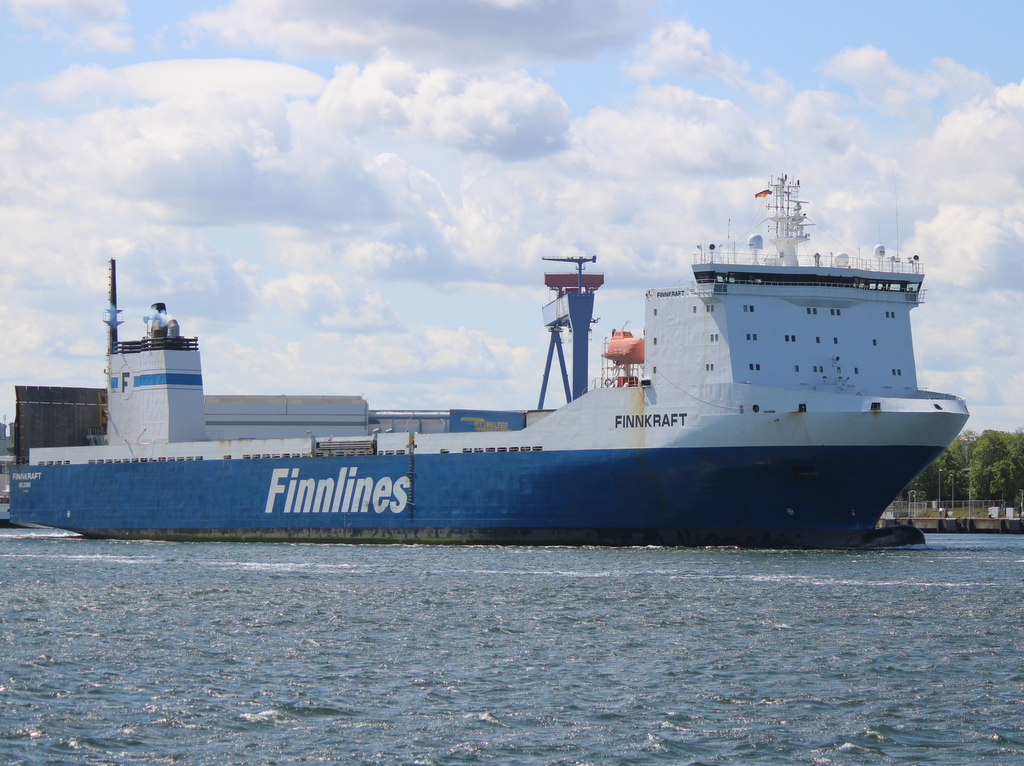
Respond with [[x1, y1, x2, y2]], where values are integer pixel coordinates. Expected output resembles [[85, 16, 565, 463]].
[[767, 174, 811, 266], [103, 258, 123, 354]]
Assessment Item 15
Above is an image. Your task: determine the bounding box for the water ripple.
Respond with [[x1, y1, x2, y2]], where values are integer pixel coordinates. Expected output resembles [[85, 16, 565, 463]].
[[1, 532, 1023, 764]]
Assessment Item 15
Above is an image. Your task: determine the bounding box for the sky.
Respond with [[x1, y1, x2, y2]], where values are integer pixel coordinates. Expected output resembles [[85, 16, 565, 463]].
[[2, 0, 1024, 434]]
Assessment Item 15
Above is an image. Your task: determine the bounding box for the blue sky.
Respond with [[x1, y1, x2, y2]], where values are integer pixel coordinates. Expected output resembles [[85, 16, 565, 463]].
[[1, 0, 1023, 433]]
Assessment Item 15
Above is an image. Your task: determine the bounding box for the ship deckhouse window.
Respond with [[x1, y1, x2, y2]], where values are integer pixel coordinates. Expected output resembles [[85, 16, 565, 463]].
[[745, 333, 758, 341], [794, 365, 800, 372], [654, 309, 657, 316], [693, 306, 697, 313], [749, 363, 760, 370], [710, 333, 719, 342], [653, 338, 657, 345], [854, 367, 859, 374], [873, 339, 878, 346], [830, 308, 842, 316], [833, 337, 839, 344], [785, 335, 796, 342], [706, 363, 714, 371], [816, 337, 821, 343], [706, 305, 714, 312]]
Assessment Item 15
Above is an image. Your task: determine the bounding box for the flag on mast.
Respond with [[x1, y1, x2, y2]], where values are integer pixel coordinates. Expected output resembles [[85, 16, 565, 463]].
[[754, 189, 771, 198]]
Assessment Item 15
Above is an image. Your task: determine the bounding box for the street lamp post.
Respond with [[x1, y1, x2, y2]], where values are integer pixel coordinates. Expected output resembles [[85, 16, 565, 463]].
[[938, 468, 944, 516]]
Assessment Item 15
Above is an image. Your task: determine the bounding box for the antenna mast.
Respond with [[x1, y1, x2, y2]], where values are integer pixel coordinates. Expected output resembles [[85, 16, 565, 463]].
[[103, 258, 124, 355]]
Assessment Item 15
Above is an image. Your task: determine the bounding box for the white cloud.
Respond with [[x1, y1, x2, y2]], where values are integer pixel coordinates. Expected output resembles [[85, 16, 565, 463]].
[[784, 90, 859, 154], [260, 272, 403, 330], [317, 58, 569, 159], [39, 60, 327, 105], [188, 0, 647, 66], [10, 0, 127, 24], [623, 20, 792, 109], [624, 20, 739, 82], [8, 0, 133, 51], [578, 85, 773, 177], [823, 44, 992, 118]]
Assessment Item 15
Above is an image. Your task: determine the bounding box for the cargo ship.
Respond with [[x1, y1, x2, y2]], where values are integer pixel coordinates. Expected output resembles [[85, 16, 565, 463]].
[[10, 176, 968, 547]]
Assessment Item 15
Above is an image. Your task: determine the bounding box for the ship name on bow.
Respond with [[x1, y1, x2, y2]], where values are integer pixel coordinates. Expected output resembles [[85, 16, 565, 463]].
[[615, 413, 687, 429]]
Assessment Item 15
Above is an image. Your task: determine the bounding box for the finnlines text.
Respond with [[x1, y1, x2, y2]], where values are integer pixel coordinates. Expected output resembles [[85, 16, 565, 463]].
[[265, 467, 410, 514], [615, 413, 687, 428]]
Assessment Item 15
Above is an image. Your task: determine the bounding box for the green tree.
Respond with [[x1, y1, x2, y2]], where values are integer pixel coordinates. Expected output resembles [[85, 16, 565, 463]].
[[968, 429, 1024, 501], [904, 429, 972, 502]]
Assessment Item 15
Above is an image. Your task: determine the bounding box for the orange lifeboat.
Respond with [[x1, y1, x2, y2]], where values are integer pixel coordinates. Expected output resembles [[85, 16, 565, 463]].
[[602, 329, 644, 365]]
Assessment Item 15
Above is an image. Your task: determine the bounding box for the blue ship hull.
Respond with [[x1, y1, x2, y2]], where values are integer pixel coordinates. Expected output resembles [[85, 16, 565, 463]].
[[11, 443, 938, 547]]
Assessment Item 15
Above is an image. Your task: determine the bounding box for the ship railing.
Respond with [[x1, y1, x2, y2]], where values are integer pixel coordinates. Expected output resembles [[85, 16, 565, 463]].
[[910, 390, 963, 401], [692, 279, 926, 303], [693, 249, 923, 274], [113, 337, 199, 354], [886, 499, 1018, 519]]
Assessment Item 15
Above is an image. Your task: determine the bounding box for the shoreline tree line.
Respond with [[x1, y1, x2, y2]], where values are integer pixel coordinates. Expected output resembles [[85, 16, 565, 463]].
[[902, 429, 1024, 507]]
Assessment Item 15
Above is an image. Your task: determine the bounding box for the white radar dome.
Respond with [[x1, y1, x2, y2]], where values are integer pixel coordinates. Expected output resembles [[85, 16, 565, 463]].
[[836, 252, 850, 267], [873, 244, 886, 259], [748, 234, 763, 251]]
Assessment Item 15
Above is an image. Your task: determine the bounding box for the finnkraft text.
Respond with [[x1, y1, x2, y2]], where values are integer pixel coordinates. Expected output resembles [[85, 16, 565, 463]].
[[615, 413, 687, 428]]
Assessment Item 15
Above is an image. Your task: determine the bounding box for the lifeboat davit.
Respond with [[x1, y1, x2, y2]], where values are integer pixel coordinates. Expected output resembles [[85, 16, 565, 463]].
[[602, 329, 644, 365]]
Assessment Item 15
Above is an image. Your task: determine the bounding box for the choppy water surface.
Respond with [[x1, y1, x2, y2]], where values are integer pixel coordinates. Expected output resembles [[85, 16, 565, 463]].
[[2, 530, 1023, 765]]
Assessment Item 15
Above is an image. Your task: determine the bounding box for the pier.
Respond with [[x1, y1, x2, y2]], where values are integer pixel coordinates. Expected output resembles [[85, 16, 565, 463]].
[[877, 501, 1021, 533]]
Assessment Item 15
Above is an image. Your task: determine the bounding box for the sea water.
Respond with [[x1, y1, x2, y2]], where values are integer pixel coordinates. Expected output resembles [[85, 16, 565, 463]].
[[1, 529, 1022, 765]]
